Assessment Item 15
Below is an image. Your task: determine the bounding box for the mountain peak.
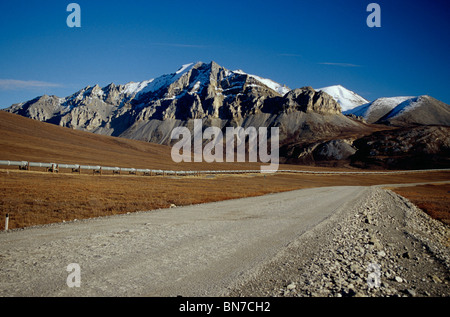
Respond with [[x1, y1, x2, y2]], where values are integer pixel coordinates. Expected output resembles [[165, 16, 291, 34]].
[[315, 85, 369, 111], [173, 61, 221, 74]]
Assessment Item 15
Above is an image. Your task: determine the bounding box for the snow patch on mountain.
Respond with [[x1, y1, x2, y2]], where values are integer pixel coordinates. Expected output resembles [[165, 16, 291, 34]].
[[123, 80, 154, 95], [382, 97, 422, 119], [316, 85, 369, 111], [233, 69, 290, 96], [176, 63, 195, 75], [123, 63, 199, 99], [344, 96, 414, 122]]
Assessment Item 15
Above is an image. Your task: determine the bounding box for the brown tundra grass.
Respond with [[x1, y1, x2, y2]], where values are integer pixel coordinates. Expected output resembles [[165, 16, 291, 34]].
[[391, 183, 450, 226], [1, 169, 449, 230]]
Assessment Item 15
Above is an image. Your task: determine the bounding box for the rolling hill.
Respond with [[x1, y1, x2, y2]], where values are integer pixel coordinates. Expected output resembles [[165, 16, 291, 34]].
[[0, 111, 265, 171]]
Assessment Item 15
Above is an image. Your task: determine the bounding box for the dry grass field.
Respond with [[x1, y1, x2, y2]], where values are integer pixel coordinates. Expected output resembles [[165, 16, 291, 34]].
[[392, 183, 450, 226], [1, 111, 449, 230], [0, 170, 286, 229], [1, 169, 449, 230]]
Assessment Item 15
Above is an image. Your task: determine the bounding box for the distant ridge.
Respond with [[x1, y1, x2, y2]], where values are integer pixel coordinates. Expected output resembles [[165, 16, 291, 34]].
[[344, 97, 413, 123], [344, 95, 450, 126]]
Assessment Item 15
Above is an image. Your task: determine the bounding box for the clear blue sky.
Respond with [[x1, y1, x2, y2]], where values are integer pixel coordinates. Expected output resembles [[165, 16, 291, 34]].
[[0, 0, 449, 108]]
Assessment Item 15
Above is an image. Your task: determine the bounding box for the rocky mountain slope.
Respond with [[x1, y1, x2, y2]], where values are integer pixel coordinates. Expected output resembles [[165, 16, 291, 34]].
[[344, 95, 450, 126], [3, 61, 450, 169], [344, 97, 413, 123], [351, 126, 450, 169], [4, 61, 371, 147], [377, 95, 450, 126]]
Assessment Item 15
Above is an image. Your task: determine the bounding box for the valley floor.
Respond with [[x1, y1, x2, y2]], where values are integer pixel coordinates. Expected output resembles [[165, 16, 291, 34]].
[[1, 168, 449, 230]]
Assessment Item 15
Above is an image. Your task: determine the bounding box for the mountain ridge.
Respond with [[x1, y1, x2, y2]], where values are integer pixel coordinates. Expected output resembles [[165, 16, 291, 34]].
[[344, 95, 450, 126], [4, 61, 368, 145], [3, 61, 450, 169]]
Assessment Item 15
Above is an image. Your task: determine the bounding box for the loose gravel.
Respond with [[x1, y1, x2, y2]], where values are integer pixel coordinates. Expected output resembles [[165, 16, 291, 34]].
[[228, 187, 449, 297]]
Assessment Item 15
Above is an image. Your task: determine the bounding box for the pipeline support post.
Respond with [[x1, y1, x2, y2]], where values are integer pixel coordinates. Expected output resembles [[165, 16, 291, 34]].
[[5, 213, 9, 231]]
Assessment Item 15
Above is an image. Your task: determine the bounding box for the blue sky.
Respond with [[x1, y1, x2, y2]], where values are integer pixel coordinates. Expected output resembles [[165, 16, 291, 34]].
[[0, 0, 449, 108]]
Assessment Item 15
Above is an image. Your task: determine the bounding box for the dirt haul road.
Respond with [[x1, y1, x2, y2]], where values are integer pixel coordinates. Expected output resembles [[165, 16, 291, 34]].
[[0, 186, 377, 296]]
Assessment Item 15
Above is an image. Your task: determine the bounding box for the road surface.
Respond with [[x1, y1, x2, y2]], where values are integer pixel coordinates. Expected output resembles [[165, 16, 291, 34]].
[[0, 186, 368, 297]]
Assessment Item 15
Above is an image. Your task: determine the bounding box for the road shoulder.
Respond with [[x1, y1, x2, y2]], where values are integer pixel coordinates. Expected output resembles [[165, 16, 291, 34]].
[[227, 186, 450, 297]]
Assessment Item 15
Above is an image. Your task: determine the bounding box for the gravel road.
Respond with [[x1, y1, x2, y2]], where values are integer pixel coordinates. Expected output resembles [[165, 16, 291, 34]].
[[1, 184, 448, 297], [0, 186, 367, 297], [229, 185, 450, 297]]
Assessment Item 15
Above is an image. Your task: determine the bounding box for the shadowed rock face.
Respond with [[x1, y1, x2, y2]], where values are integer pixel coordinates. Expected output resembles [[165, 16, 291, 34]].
[[280, 139, 357, 166], [350, 126, 450, 170]]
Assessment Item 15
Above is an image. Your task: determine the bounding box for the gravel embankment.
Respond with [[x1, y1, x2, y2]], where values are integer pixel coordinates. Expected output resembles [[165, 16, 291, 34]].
[[228, 187, 450, 297]]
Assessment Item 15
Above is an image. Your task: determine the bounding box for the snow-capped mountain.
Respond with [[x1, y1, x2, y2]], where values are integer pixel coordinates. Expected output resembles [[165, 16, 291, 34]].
[[377, 95, 450, 126], [316, 85, 369, 111], [343, 97, 413, 123], [344, 95, 450, 126], [233, 69, 291, 96], [111, 61, 290, 104], [4, 61, 369, 147], [4, 61, 450, 169], [5, 61, 291, 134]]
